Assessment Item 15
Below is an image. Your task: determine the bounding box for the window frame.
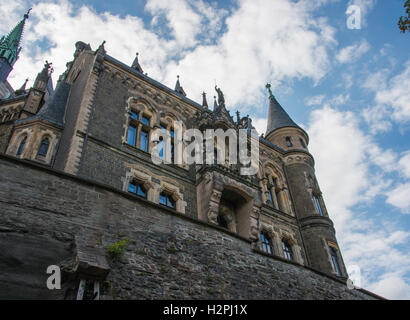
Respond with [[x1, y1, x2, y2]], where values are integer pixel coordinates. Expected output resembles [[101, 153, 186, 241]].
[[282, 240, 294, 261], [261, 232, 273, 255]]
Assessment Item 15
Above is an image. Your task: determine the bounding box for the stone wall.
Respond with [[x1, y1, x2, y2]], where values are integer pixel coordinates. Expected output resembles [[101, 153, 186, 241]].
[[0, 155, 381, 300]]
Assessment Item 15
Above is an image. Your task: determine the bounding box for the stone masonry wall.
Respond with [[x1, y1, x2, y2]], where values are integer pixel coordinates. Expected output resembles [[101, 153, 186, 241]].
[[0, 155, 380, 300]]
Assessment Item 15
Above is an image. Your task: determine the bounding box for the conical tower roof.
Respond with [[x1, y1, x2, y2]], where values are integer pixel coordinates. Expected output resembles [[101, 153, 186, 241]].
[[265, 83, 300, 137], [0, 9, 31, 68]]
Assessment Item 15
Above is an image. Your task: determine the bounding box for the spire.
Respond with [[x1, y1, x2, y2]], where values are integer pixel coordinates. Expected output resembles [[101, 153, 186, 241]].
[[33, 61, 53, 92], [0, 9, 31, 81], [14, 78, 28, 95], [265, 83, 300, 137], [175, 75, 186, 96], [202, 92, 208, 109], [131, 52, 143, 73]]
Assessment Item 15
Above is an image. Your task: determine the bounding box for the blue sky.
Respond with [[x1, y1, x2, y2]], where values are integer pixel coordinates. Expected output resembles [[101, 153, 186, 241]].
[[1, 0, 409, 299]]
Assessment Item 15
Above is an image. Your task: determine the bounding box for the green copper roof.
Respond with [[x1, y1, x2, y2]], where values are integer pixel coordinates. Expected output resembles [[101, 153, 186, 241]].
[[0, 9, 30, 67]]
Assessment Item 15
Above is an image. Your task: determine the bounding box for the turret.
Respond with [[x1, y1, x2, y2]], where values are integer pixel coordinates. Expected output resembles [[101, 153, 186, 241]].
[[264, 83, 348, 279], [265, 83, 309, 152], [0, 9, 31, 82]]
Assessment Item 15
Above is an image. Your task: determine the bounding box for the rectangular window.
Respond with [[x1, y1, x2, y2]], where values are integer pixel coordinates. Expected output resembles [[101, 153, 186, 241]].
[[128, 182, 137, 193], [127, 125, 137, 146], [140, 130, 149, 152], [159, 194, 167, 206]]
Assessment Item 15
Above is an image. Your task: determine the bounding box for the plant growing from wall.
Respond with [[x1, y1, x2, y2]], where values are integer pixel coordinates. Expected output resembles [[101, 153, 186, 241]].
[[107, 238, 129, 260]]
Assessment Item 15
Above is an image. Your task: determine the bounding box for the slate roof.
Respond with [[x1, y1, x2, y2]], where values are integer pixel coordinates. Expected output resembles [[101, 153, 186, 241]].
[[266, 95, 301, 136], [16, 82, 71, 127]]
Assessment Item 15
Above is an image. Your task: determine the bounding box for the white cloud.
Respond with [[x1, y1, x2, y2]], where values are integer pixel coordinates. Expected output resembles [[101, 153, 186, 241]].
[[305, 95, 325, 106], [3, 0, 338, 113], [347, 0, 377, 27], [370, 275, 410, 300], [386, 183, 410, 214], [398, 152, 410, 179], [308, 106, 410, 299], [336, 39, 370, 64], [362, 60, 410, 132]]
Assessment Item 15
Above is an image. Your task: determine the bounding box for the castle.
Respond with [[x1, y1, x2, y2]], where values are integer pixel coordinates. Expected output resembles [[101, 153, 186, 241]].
[[0, 11, 381, 300]]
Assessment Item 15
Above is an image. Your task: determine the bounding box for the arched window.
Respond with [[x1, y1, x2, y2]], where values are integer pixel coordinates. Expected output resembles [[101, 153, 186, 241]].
[[285, 137, 293, 147], [261, 233, 273, 255], [128, 180, 147, 198], [282, 240, 293, 261], [126, 109, 151, 153], [217, 215, 228, 229], [313, 194, 324, 216], [37, 137, 50, 157], [16, 136, 27, 156], [330, 247, 342, 276], [159, 192, 175, 209]]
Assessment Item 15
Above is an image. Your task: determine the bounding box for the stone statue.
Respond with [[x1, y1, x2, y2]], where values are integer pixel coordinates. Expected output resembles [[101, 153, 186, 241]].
[[215, 85, 225, 107]]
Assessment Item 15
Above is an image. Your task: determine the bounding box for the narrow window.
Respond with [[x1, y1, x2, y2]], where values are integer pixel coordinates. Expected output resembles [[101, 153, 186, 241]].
[[285, 137, 293, 147], [261, 233, 273, 255], [330, 247, 342, 276], [128, 181, 147, 198], [267, 189, 274, 205], [282, 240, 293, 261], [141, 115, 150, 126], [313, 195, 324, 216], [127, 124, 137, 146], [158, 137, 165, 159], [217, 215, 228, 229], [159, 192, 175, 209], [140, 130, 149, 152], [130, 111, 139, 120], [17, 136, 27, 156], [37, 138, 50, 157]]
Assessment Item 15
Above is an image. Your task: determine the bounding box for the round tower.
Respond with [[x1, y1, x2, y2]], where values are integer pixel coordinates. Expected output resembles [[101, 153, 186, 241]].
[[264, 84, 347, 279]]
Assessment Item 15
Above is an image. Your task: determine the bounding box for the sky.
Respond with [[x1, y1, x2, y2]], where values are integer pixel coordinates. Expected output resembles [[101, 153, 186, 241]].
[[1, 0, 409, 299]]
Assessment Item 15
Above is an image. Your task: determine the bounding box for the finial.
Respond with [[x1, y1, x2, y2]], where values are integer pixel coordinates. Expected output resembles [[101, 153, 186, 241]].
[[266, 83, 274, 99], [202, 91, 208, 109], [25, 8, 32, 19]]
